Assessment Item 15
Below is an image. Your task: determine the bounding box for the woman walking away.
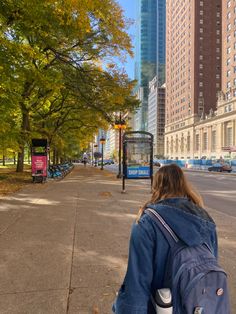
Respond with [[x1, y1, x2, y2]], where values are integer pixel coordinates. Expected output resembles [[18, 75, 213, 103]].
[[112, 164, 222, 314]]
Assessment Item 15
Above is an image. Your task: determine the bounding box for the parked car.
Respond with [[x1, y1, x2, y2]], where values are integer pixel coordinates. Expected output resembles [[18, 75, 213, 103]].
[[97, 159, 114, 165], [107, 159, 115, 165], [208, 163, 232, 173]]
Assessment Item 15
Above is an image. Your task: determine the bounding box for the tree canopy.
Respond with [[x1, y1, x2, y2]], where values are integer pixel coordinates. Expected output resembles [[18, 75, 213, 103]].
[[0, 0, 139, 171]]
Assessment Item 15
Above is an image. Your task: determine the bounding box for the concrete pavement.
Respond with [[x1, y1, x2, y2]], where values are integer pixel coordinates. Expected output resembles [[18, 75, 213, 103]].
[[0, 165, 235, 313]]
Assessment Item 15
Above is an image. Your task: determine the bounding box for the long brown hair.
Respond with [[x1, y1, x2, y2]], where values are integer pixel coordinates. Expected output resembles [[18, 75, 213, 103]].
[[137, 164, 203, 222]]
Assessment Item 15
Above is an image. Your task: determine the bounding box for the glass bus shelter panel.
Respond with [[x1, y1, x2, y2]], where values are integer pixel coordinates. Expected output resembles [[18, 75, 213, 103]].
[[127, 142, 152, 167]]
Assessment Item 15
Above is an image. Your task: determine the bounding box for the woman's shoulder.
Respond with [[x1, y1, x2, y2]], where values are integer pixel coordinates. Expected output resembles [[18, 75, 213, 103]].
[[132, 210, 164, 240]]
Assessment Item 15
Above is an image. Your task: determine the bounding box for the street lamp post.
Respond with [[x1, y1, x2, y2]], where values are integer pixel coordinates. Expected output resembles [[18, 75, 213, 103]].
[[114, 113, 126, 178], [94, 144, 98, 166], [99, 137, 106, 170]]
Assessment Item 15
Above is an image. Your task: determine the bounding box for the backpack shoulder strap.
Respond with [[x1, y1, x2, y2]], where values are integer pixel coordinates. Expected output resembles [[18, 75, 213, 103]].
[[145, 207, 179, 247]]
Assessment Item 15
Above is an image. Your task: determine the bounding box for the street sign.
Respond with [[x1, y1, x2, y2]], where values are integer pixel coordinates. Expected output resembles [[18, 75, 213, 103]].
[[127, 166, 150, 178], [122, 131, 153, 192]]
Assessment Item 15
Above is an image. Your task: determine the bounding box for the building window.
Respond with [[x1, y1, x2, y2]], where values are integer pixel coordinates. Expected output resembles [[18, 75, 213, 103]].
[[226, 92, 231, 99], [227, 69, 231, 76], [203, 132, 208, 151], [175, 137, 178, 153], [227, 35, 231, 42], [227, 47, 231, 54], [227, 1, 231, 8], [227, 81, 231, 89], [227, 23, 231, 31], [170, 138, 173, 154], [227, 12, 231, 19], [227, 58, 231, 65], [195, 134, 200, 151], [180, 136, 184, 152], [226, 127, 233, 146], [212, 130, 216, 151], [187, 134, 191, 152]]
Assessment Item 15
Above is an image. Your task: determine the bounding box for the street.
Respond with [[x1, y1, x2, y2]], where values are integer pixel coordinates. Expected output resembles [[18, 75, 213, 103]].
[[105, 164, 236, 216], [186, 172, 236, 217]]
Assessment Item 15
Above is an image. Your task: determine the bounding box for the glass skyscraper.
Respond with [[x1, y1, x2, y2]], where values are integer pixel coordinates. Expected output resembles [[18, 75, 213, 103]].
[[134, 0, 166, 131]]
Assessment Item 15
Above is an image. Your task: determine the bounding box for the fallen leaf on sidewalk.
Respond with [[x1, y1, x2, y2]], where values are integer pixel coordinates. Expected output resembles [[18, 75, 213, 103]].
[[93, 305, 99, 314], [98, 191, 112, 198]]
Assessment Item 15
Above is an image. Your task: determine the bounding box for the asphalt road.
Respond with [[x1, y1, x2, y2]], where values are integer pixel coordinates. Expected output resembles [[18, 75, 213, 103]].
[[105, 164, 236, 217], [185, 172, 236, 217]]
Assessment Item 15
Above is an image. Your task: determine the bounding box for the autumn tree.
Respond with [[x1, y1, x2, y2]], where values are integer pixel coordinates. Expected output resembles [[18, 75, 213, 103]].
[[0, 0, 138, 171]]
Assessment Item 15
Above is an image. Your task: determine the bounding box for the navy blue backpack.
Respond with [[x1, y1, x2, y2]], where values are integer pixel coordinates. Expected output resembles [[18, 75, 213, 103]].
[[145, 208, 231, 314]]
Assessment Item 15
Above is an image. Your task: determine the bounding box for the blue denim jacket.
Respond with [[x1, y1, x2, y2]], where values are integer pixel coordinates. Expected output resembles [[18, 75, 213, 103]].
[[112, 197, 218, 314]]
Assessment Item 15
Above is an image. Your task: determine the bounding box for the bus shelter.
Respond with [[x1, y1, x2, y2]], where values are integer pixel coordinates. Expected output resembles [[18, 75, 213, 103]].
[[122, 131, 153, 192]]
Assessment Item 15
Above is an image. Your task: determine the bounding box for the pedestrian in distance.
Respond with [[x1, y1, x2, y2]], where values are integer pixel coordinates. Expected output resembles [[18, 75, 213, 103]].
[[112, 164, 230, 314], [83, 157, 87, 167]]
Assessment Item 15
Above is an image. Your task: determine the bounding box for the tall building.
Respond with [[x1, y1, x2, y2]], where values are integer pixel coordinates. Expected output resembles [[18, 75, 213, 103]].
[[148, 77, 165, 157], [223, 0, 236, 100], [165, 0, 222, 159], [134, 0, 166, 131]]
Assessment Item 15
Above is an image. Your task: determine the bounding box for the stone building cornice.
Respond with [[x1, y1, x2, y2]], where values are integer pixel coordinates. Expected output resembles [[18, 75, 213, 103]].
[[165, 98, 236, 136]]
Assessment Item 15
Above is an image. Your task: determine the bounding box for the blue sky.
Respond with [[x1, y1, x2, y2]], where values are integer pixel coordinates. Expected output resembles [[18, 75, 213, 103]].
[[116, 0, 135, 79]]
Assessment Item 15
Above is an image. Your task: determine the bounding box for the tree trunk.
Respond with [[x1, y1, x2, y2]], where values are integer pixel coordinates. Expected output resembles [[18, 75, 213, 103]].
[[13, 152, 16, 165], [16, 147, 24, 172], [2, 152, 5, 166], [28, 147, 31, 164], [48, 150, 51, 165], [16, 81, 35, 172], [16, 110, 30, 172], [56, 153, 59, 165], [53, 148, 56, 165]]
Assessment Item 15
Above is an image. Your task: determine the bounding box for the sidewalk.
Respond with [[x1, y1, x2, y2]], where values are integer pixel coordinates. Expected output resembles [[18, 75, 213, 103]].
[[0, 165, 235, 313]]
